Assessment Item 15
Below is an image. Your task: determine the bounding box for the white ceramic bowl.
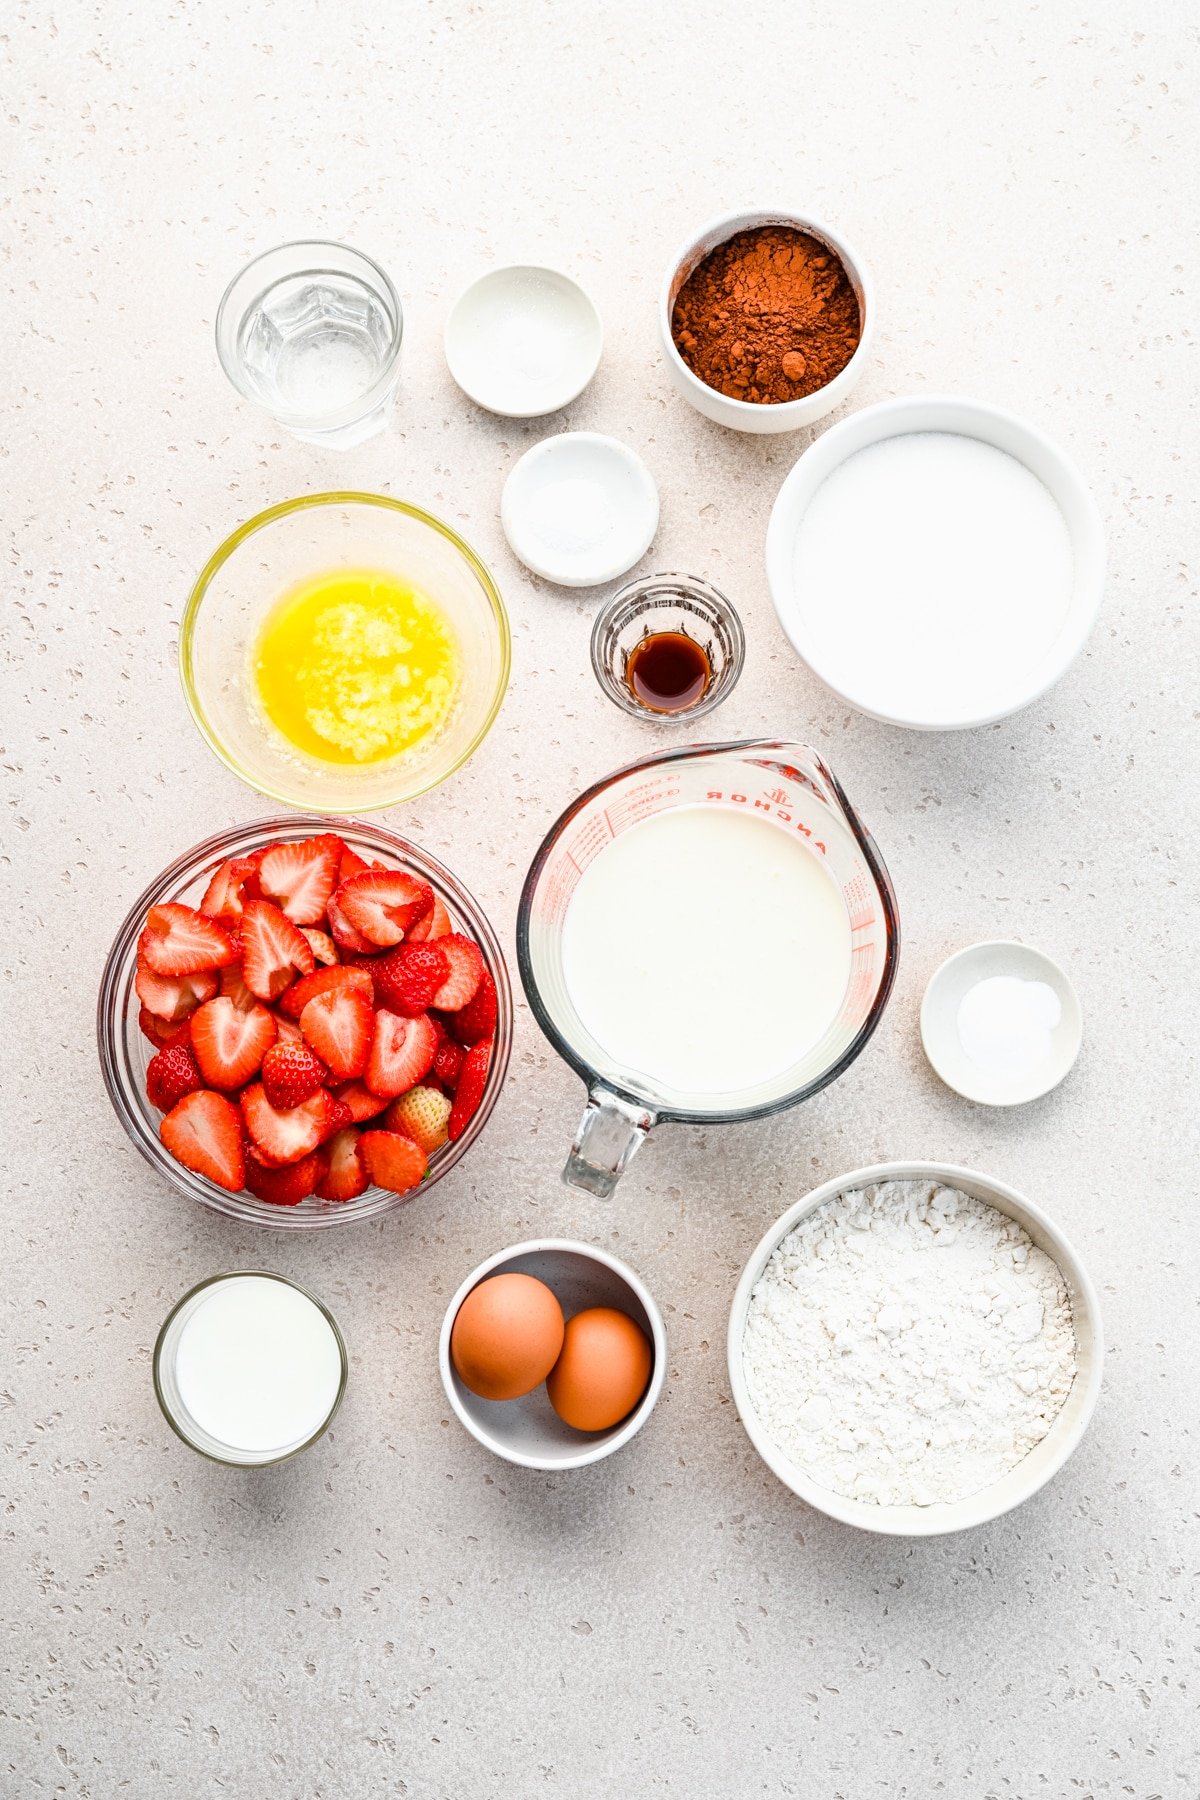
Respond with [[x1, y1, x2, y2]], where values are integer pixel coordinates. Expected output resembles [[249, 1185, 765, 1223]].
[[440, 1239, 666, 1470], [659, 207, 874, 434], [765, 394, 1106, 729], [501, 431, 659, 587], [445, 266, 602, 417], [921, 940, 1083, 1106], [727, 1161, 1103, 1535]]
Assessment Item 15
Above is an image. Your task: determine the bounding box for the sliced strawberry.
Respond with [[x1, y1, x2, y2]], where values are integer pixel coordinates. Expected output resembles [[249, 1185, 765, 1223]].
[[199, 856, 259, 922], [446, 968, 497, 1046], [138, 903, 236, 977], [332, 1080, 390, 1123], [428, 934, 484, 1011], [300, 928, 340, 966], [385, 1085, 452, 1155], [315, 1127, 369, 1202], [373, 943, 449, 1017], [160, 1090, 245, 1191], [364, 1010, 438, 1098], [272, 1012, 303, 1046], [338, 845, 371, 883], [360, 1129, 428, 1196], [145, 1041, 204, 1112], [407, 896, 453, 943], [326, 891, 377, 954], [239, 899, 315, 1002], [322, 1094, 354, 1138], [261, 1040, 328, 1111], [139, 1005, 192, 1050], [300, 987, 373, 1081], [219, 963, 258, 1011], [245, 1150, 321, 1207], [334, 870, 434, 948], [448, 1039, 492, 1141], [432, 1036, 466, 1092], [135, 965, 218, 1021], [279, 962, 374, 1020], [256, 835, 341, 925], [189, 996, 276, 1092], [241, 1082, 338, 1165]]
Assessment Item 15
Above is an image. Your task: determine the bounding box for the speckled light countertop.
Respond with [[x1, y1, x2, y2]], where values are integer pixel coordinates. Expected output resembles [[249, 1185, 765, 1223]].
[[4, 3, 1198, 1794]]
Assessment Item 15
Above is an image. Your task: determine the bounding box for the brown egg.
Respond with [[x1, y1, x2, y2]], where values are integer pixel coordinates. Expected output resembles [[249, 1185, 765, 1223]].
[[450, 1273, 565, 1401], [546, 1306, 653, 1432]]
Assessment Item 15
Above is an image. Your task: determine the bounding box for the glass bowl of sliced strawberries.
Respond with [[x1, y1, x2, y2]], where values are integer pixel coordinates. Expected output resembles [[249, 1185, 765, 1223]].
[[97, 816, 512, 1227]]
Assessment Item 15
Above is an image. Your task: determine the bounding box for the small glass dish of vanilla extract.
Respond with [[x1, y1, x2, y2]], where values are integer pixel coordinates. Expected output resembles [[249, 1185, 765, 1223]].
[[590, 573, 745, 723]]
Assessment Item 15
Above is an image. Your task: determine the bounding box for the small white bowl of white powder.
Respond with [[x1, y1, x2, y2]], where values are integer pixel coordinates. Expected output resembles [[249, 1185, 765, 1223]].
[[728, 1163, 1102, 1534]]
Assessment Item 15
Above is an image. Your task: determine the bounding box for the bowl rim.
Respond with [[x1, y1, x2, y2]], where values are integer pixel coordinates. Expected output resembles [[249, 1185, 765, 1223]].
[[500, 431, 659, 587], [178, 491, 512, 812], [438, 1237, 667, 1470], [919, 939, 1084, 1106], [726, 1159, 1104, 1536], [444, 263, 603, 418], [658, 205, 876, 419], [764, 393, 1107, 729], [96, 813, 514, 1229]]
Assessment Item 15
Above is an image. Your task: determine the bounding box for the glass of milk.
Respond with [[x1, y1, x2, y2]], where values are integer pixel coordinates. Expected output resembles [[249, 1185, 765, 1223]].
[[517, 739, 900, 1196], [153, 1273, 348, 1466]]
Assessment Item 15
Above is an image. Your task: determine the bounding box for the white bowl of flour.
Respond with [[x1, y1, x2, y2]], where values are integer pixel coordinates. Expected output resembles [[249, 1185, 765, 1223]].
[[728, 1162, 1103, 1535]]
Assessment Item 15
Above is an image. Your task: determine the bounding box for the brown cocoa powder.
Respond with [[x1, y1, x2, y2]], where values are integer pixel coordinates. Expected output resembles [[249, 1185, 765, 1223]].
[[671, 225, 861, 406]]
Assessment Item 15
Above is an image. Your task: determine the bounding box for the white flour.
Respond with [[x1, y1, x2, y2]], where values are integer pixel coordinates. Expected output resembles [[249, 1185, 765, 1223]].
[[742, 1180, 1077, 1507]]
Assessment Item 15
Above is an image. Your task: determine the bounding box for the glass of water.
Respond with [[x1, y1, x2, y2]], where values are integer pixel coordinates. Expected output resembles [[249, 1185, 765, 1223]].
[[215, 241, 403, 448]]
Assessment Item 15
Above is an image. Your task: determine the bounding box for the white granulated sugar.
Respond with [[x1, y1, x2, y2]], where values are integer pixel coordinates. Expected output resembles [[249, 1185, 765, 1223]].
[[742, 1181, 1077, 1507]]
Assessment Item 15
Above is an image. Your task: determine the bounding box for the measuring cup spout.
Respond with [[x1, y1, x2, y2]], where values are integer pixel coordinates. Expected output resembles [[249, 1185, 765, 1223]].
[[564, 1086, 657, 1197]]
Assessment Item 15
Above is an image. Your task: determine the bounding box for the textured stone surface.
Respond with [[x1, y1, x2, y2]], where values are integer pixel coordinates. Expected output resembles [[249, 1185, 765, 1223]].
[[3, 2, 1198, 1794]]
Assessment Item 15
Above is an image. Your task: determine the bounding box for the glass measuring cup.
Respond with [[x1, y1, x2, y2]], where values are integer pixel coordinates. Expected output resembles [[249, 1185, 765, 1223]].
[[517, 740, 899, 1196]]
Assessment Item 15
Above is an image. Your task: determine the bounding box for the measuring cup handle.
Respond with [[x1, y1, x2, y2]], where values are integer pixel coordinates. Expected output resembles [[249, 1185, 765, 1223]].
[[563, 1086, 656, 1197]]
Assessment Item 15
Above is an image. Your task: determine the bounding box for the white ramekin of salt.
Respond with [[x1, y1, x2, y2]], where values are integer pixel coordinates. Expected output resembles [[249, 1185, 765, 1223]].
[[765, 395, 1105, 729], [728, 1164, 1103, 1536], [920, 940, 1083, 1106]]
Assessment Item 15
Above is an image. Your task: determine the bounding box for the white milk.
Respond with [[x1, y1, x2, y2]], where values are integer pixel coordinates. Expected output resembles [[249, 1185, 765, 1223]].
[[561, 805, 852, 1096], [174, 1276, 343, 1454], [790, 431, 1075, 723]]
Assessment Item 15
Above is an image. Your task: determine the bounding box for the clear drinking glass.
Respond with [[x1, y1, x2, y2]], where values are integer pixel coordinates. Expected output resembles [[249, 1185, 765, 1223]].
[[590, 572, 745, 722], [517, 740, 900, 1196], [215, 241, 403, 447]]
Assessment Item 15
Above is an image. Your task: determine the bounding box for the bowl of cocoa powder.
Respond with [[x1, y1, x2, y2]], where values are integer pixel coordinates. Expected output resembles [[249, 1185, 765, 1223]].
[[659, 208, 874, 433]]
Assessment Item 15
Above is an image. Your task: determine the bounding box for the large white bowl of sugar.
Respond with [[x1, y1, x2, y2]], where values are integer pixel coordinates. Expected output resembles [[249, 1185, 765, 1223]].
[[727, 1161, 1103, 1536], [765, 396, 1105, 729]]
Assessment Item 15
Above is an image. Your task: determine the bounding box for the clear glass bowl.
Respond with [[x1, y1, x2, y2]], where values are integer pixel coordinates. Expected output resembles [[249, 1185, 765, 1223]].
[[179, 494, 511, 811], [96, 816, 513, 1230]]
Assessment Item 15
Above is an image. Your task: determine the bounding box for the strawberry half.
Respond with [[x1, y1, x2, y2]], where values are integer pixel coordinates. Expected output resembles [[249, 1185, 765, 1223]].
[[261, 1040, 328, 1111], [160, 1090, 246, 1191], [199, 856, 259, 922], [407, 896, 453, 942], [332, 1080, 390, 1124], [279, 962, 374, 1020], [145, 1041, 204, 1112], [240, 899, 315, 1002], [448, 1039, 491, 1141], [256, 835, 342, 926], [315, 1127, 369, 1202], [432, 1036, 466, 1092], [385, 1085, 451, 1155], [334, 870, 434, 948], [189, 995, 277, 1092], [364, 1010, 438, 1098], [300, 928, 340, 966], [360, 1129, 428, 1196], [244, 1149, 321, 1207], [241, 1082, 339, 1166], [138, 903, 237, 977], [135, 965, 218, 1022], [446, 968, 497, 1046], [326, 892, 377, 954], [337, 845, 371, 883], [300, 987, 373, 1081], [428, 935, 485, 1011], [138, 1005, 192, 1050], [372, 943, 449, 1017]]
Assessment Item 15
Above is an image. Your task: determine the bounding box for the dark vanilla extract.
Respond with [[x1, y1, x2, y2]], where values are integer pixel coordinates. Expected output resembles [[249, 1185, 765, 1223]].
[[625, 631, 711, 713]]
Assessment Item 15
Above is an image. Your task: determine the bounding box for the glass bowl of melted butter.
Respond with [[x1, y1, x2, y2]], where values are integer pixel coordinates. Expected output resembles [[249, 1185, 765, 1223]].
[[181, 494, 511, 810]]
